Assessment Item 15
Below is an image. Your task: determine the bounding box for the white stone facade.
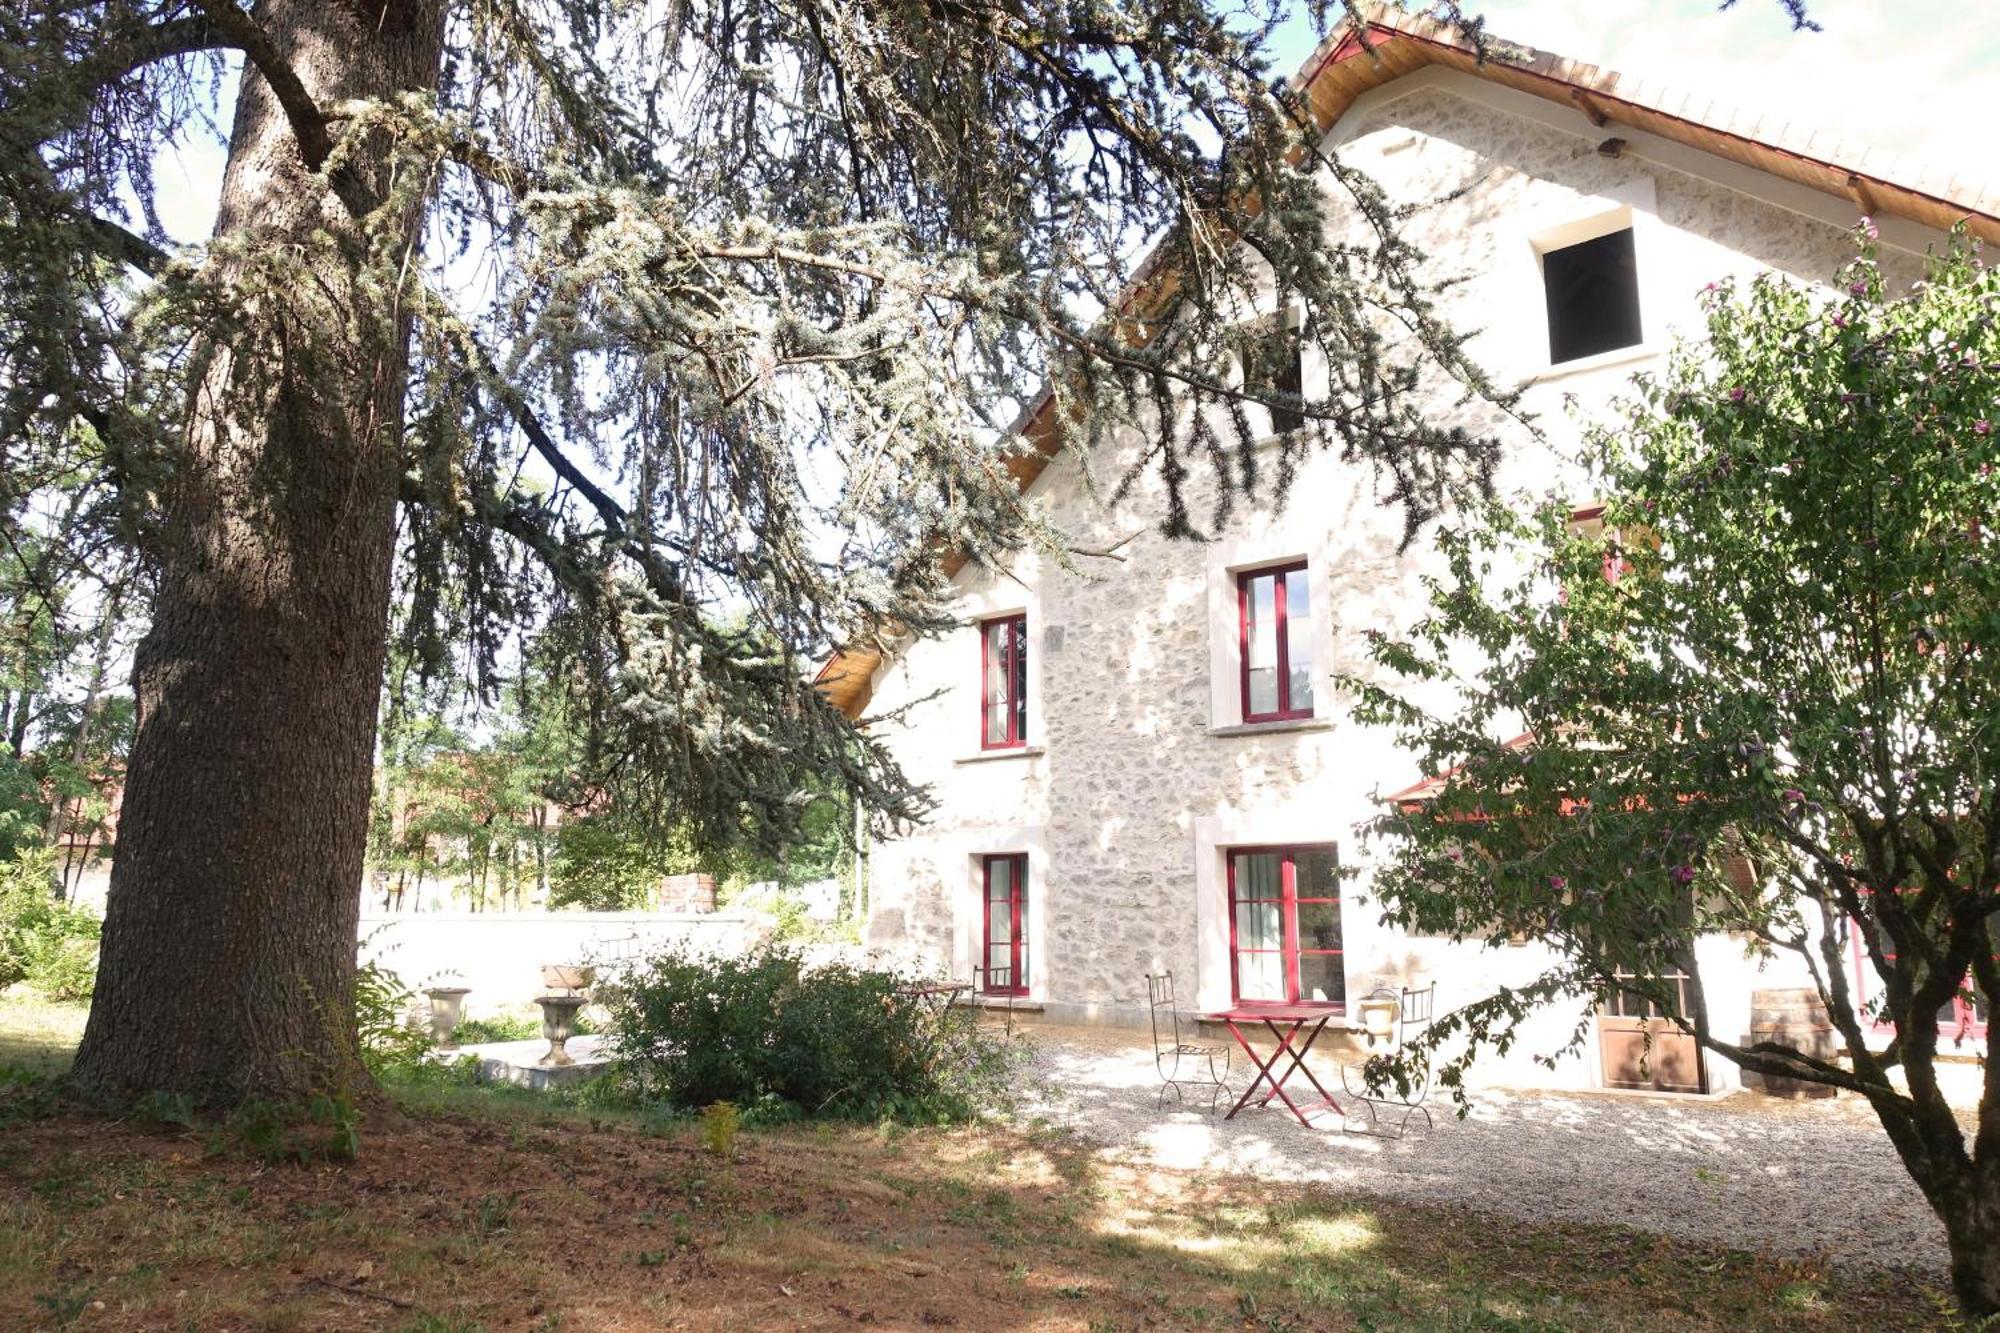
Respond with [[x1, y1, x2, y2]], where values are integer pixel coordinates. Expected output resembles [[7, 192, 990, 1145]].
[[860, 69, 1943, 1091]]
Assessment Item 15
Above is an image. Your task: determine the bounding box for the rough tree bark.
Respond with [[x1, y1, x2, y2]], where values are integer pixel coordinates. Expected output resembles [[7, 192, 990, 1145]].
[[71, 0, 447, 1106]]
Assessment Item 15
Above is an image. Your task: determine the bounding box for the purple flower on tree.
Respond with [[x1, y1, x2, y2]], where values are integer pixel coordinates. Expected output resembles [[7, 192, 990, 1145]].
[[1549, 875, 1567, 892], [1728, 387, 1748, 404], [1670, 864, 1695, 884], [1976, 420, 1993, 436]]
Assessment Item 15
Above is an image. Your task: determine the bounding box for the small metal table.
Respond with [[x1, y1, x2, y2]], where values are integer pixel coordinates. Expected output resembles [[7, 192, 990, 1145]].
[[896, 981, 970, 1019], [1204, 1003, 1344, 1128], [897, 982, 973, 1066]]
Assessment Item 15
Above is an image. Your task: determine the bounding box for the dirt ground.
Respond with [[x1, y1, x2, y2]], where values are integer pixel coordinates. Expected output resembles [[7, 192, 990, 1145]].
[[0, 1084, 1953, 1333]]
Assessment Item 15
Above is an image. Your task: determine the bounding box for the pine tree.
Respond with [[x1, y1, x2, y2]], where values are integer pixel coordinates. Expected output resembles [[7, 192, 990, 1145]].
[[7, 0, 1797, 1105]]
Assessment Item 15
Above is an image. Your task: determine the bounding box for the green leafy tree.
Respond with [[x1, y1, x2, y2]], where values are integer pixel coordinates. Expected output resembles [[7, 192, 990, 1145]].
[[0, 528, 136, 889], [0, 847, 102, 1000], [546, 814, 691, 911], [1349, 232, 2000, 1315]]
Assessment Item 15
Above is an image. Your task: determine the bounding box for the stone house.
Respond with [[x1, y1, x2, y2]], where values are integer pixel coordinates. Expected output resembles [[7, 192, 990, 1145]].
[[818, 8, 2000, 1093]]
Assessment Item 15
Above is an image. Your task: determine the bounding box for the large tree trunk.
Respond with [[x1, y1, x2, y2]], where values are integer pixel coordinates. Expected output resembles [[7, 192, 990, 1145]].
[[72, 1, 446, 1106], [1943, 1203, 2000, 1318]]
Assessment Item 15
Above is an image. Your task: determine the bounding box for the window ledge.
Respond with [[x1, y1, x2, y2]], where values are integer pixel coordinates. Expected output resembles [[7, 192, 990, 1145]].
[[964, 995, 1043, 1012], [1527, 342, 1662, 385], [953, 745, 1046, 766], [1209, 717, 1334, 738]]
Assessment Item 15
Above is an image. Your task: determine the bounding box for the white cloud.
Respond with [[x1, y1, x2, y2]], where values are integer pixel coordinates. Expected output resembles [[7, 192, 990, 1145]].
[[1276, 0, 1997, 189]]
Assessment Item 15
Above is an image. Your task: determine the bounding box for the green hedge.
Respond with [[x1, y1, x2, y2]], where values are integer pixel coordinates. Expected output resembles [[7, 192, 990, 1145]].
[[600, 947, 1007, 1122]]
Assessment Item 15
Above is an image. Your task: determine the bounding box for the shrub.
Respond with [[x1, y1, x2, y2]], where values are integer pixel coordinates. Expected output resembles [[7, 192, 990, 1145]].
[[230, 1094, 361, 1164], [354, 956, 434, 1076], [451, 1012, 539, 1044], [452, 1009, 594, 1044], [0, 849, 100, 1000], [698, 1100, 740, 1154], [600, 947, 1009, 1122]]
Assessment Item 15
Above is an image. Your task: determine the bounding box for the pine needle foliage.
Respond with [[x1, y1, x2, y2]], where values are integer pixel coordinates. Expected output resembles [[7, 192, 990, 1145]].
[[1, 0, 1788, 854]]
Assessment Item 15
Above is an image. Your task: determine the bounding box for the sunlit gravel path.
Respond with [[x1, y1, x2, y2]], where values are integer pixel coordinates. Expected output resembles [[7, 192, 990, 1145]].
[[1006, 1024, 1945, 1273]]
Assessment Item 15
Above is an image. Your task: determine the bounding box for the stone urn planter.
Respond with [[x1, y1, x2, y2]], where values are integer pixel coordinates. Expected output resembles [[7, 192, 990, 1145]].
[[1358, 994, 1401, 1048], [1744, 988, 1839, 1098], [535, 994, 590, 1067], [540, 963, 597, 994], [425, 986, 472, 1048]]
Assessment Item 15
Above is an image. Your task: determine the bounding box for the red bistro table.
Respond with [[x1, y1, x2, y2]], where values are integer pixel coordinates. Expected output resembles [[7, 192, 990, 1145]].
[[1204, 1003, 1344, 1128]]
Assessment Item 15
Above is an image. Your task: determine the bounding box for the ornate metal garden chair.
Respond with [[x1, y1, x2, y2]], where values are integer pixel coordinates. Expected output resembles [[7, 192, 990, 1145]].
[[1147, 971, 1234, 1113], [1340, 983, 1437, 1139]]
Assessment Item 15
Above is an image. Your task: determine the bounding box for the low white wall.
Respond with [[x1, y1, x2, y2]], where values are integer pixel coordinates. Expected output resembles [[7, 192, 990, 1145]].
[[356, 911, 768, 1012]]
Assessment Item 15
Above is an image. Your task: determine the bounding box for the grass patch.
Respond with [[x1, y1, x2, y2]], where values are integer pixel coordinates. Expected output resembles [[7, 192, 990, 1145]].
[[0, 993, 87, 1077]]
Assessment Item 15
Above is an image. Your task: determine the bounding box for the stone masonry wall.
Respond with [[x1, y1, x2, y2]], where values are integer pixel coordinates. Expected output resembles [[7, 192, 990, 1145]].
[[861, 71, 1932, 1086]]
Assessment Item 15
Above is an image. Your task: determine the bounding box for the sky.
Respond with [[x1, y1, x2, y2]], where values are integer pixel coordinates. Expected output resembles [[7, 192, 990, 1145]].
[[1270, 0, 2000, 182], [153, 1, 1997, 247]]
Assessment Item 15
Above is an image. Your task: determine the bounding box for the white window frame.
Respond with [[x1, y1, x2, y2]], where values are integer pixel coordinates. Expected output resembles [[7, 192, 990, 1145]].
[[951, 570, 1046, 763], [950, 825, 1049, 1003], [1219, 301, 1329, 445], [1519, 176, 1665, 382], [1193, 810, 1349, 1015]]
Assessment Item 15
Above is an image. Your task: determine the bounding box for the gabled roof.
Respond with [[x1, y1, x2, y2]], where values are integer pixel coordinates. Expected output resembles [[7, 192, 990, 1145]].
[[1382, 733, 1535, 810], [1298, 8, 1997, 241], [814, 4, 1998, 721]]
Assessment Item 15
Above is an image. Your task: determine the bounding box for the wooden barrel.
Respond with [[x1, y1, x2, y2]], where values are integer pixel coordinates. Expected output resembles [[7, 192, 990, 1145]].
[[1744, 988, 1839, 1098]]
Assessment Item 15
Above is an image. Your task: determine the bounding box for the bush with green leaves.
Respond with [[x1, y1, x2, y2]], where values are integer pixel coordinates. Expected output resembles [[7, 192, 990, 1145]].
[[601, 947, 1008, 1122], [0, 849, 100, 1000], [354, 955, 434, 1077], [451, 1009, 593, 1044], [230, 1095, 361, 1165]]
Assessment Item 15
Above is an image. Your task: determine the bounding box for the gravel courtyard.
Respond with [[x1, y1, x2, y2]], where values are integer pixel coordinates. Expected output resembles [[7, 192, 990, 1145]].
[[1007, 1023, 1948, 1273]]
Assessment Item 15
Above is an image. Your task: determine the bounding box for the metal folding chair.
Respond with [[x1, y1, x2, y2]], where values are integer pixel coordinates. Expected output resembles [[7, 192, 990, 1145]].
[[973, 963, 1020, 1036], [1340, 983, 1437, 1138], [1147, 971, 1234, 1113]]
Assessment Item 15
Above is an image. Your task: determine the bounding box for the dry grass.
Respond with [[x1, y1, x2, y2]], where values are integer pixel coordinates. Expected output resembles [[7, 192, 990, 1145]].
[[0, 995, 1955, 1331], [0, 1094, 1951, 1330]]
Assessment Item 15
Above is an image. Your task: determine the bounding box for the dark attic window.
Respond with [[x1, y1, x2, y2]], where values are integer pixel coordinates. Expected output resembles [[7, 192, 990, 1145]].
[[1542, 227, 1642, 364], [1238, 320, 1305, 434]]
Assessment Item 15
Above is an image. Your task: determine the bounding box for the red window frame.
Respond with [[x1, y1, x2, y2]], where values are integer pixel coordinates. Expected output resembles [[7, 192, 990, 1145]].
[[979, 614, 1028, 749], [1226, 844, 1344, 1008], [1237, 562, 1312, 723], [1850, 914, 1992, 1046], [981, 853, 1029, 995]]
